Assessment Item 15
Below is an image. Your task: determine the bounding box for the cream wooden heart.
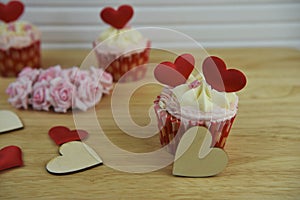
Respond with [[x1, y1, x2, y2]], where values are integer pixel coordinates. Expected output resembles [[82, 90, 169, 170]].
[[173, 126, 228, 177], [0, 110, 23, 133], [46, 141, 102, 174]]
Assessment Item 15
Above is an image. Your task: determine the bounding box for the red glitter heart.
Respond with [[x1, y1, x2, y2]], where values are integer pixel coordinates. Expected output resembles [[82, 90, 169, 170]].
[[202, 56, 247, 92], [48, 126, 89, 146], [100, 5, 134, 29], [154, 54, 195, 87], [0, 145, 23, 171], [0, 1, 24, 23]]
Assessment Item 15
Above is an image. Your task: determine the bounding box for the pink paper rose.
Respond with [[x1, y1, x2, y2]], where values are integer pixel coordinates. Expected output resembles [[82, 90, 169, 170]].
[[6, 65, 113, 113], [38, 65, 62, 82], [18, 67, 40, 82], [73, 77, 103, 111], [31, 80, 51, 111], [6, 77, 32, 109], [74, 69, 90, 87], [62, 67, 79, 84], [62, 67, 90, 87], [49, 77, 74, 113], [90, 66, 113, 94]]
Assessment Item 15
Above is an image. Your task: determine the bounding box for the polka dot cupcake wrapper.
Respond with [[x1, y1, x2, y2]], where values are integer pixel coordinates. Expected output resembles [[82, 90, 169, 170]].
[[94, 41, 151, 82], [0, 40, 41, 77], [104, 48, 150, 82]]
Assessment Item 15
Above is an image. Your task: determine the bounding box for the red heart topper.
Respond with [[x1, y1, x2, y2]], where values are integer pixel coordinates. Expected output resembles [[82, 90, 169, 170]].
[[0, 145, 23, 171], [48, 126, 89, 146], [202, 56, 247, 92], [154, 54, 195, 87], [100, 5, 134, 29], [0, 1, 24, 23]]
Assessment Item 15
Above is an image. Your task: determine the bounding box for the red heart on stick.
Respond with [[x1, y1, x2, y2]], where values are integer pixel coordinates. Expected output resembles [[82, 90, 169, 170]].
[[0, 146, 23, 171], [202, 56, 247, 92], [48, 126, 89, 146], [154, 54, 195, 87], [0, 1, 24, 23], [100, 5, 134, 29]]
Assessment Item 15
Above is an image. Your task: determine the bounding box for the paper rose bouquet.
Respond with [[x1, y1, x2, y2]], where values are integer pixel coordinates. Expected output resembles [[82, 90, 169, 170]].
[[6, 65, 113, 113]]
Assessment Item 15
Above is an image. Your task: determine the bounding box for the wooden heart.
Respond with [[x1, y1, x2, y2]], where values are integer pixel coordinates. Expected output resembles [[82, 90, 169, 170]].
[[100, 4, 134, 29], [173, 126, 228, 177], [0, 1, 24, 23], [48, 126, 89, 146], [0, 110, 23, 133], [202, 56, 247, 92], [46, 141, 102, 174], [154, 54, 195, 87], [0, 145, 23, 171]]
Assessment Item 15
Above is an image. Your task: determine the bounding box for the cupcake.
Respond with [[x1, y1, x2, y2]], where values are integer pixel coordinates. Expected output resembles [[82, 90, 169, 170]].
[[154, 54, 247, 153], [0, 1, 41, 77], [93, 4, 150, 82]]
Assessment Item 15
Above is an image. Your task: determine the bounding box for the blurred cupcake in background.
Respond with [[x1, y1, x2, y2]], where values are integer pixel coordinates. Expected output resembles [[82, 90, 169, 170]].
[[0, 0, 41, 77], [93, 4, 150, 82]]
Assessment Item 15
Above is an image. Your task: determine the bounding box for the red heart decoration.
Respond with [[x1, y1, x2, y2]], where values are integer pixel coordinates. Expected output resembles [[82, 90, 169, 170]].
[[100, 4, 134, 29], [0, 1, 24, 23], [202, 56, 247, 92], [48, 126, 89, 146], [154, 54, 195, 87], [0, 145, 23, 171]]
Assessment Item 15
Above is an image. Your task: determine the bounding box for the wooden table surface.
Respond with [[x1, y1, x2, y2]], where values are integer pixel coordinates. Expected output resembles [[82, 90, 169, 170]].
[[0, 48, 299, 199]]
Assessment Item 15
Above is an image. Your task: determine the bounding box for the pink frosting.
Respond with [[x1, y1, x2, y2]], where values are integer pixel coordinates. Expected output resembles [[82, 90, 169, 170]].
[[0, 21, 41, 50]]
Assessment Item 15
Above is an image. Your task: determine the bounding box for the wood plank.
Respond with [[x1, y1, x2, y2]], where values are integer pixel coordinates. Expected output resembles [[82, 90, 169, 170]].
[[41, 39, 300, 49], [21, 0, 300, 6], [21, 4, 300, 25], [39, 23, 300, 43]]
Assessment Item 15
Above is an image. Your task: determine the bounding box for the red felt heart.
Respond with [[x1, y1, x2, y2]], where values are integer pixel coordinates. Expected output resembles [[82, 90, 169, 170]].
[[100, 4, 134, 29], [154, 54, 195, 87], [48, 126, 89, 146], [0, 1, 24, 23], [202, 56, 247, 92], [0, 145, 23, 171]]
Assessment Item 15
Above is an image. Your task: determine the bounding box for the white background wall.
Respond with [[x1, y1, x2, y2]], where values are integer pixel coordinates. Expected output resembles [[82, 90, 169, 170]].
[[13, 0, 300, 49]]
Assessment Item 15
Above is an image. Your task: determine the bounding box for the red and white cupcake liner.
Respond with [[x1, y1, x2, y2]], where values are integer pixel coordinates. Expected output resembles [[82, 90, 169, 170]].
[[154, 97, 236, 153], [94, 41, 151, 82], [0, 40, 41, 77]]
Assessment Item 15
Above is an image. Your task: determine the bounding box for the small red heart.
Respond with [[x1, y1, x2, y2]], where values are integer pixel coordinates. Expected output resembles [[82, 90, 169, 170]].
[[48, 126, 89, 146], [0, 145, 23, 171], [154, 54, 195, 87], [0, 1, 24, 23], [100, 4, 134, 29], [202, 56, 247, 92]]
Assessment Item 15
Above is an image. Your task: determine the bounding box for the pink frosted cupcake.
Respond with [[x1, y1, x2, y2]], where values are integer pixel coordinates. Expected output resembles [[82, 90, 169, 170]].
[[0, 1, 41, 77], [154, 55, 246, 153], [93, 4, 150, 82]]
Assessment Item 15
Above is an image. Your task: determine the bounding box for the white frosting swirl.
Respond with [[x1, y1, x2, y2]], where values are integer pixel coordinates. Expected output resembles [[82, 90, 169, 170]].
[[158, 74, 238, 121], [94, 27, 148, 56], [0, 21, 41, 50], [172, 74, 237, 112]]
